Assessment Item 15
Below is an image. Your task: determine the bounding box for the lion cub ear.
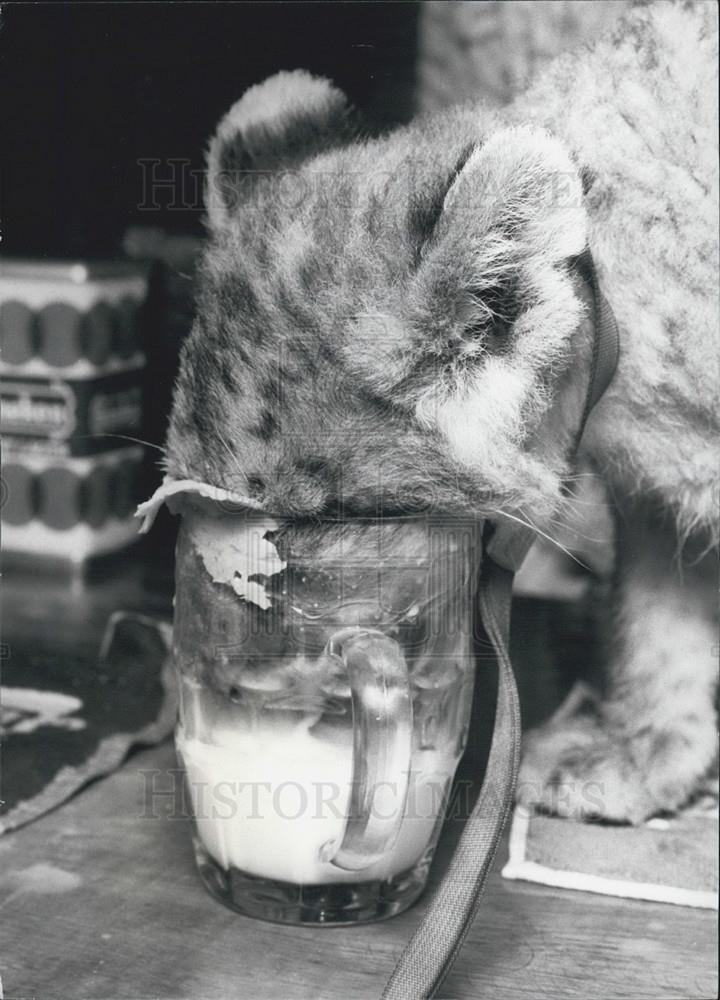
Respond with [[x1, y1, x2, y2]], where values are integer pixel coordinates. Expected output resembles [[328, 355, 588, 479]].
[[408, 125, 588, 377], [433, 125, 587, 276], [206, 70, 353, 229]]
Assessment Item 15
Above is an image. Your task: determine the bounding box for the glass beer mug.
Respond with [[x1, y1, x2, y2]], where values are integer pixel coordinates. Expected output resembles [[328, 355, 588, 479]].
[[172, 495, 482, 925]]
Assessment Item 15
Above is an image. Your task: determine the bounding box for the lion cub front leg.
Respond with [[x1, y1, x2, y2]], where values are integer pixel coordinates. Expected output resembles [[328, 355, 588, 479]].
[[518, 500, 718, 824]]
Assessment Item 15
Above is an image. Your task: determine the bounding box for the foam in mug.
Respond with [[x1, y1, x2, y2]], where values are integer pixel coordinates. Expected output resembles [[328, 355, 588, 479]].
[[138, 478, 480, 923]]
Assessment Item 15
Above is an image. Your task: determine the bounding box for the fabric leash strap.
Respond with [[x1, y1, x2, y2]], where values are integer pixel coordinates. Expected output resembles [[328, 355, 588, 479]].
[[380, 249, 619, 1000], [576, 248, 621, 435], [382, 554, 519, 1000]]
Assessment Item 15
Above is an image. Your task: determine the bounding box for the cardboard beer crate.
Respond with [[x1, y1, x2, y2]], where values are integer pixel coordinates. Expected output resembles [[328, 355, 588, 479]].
[[1, 259, 149, 563]]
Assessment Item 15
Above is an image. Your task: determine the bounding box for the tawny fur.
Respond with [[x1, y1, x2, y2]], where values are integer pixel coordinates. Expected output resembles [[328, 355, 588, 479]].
[[166, 2, 719, 823]]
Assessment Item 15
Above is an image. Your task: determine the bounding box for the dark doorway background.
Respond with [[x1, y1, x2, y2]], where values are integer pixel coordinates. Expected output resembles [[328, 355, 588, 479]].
[[2, 1, 420, 258]]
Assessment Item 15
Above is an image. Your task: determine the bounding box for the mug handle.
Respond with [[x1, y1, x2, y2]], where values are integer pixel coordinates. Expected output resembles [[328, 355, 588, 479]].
[[321, 627, 413, 872]]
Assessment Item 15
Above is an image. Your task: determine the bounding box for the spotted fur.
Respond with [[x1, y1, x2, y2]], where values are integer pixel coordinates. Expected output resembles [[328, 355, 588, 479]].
[[167, 3, 718, 822]]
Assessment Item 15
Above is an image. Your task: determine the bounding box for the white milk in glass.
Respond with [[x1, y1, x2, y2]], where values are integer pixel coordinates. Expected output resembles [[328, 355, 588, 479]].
[[177, 716, 458, 885]]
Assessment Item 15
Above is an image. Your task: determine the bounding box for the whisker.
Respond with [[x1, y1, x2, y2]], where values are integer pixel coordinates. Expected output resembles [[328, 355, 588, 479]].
[[545, 517, 609, 546], [78, 433, 166, 454], [490, 507, 591, 571], [558, 495, 609, 509]]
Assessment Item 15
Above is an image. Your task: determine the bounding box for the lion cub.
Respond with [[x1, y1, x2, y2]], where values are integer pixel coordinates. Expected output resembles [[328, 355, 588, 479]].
[[166, 0, 718, 823]]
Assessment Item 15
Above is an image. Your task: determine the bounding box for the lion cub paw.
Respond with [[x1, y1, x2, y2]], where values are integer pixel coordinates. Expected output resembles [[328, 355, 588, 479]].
[[518, 722, 658, 825], [516, 683, 692, 825]]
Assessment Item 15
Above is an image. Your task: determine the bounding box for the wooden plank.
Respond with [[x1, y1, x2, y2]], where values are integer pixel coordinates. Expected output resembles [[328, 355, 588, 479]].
[[1, 562, 716, 999], [1, 741, 716, 1000]]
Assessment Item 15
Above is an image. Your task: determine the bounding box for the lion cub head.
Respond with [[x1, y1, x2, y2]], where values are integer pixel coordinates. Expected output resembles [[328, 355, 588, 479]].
[[166, 70, 592, 529]]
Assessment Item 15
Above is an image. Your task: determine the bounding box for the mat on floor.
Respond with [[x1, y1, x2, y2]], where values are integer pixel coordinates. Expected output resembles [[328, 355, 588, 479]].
[[502, 789, 719, 909], [0, 612, 176, 835]]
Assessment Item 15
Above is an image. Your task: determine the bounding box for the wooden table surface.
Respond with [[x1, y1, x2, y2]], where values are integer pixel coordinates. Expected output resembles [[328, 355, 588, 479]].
[[2, 546, 718, 1000]]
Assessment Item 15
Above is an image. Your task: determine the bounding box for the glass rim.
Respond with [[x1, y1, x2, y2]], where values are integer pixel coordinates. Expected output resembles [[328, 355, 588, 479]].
[[137, 477, 487, 536], [201, 505, 485, 527]]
